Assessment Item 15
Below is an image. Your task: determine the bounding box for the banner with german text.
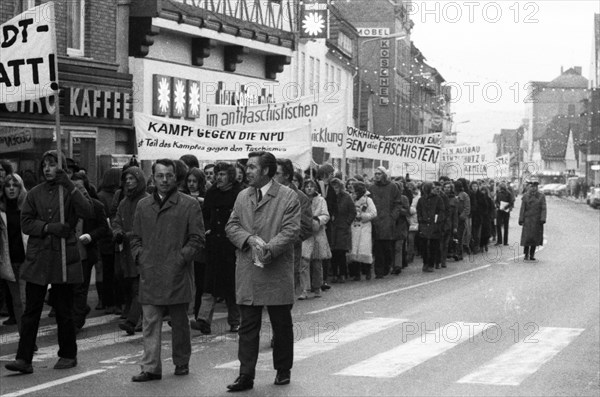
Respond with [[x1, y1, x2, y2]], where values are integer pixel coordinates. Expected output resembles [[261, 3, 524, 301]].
[[204, 92, 348, 157], [0, 2, 57, 104], [134, 112, 312, 169], [345, 127, 441, 164]]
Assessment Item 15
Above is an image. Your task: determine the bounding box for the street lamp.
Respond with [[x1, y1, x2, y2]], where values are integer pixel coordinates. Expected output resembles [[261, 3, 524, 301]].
[[354, 32, 406, 175]]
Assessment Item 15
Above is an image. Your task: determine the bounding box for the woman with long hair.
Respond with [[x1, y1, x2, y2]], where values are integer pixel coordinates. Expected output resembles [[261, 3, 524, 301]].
[[0, 174, 28, 329], [299, 179, 331, 299]]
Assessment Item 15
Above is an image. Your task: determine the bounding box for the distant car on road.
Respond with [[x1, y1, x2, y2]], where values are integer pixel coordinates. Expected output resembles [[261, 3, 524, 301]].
[[587, 187, 600, 209], [553, 184, 567, 197], [540, 184, 559, 195]]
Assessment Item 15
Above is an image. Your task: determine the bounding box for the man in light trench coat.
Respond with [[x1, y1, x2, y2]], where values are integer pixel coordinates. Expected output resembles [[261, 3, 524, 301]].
[[225, 151, 301, 392], [129, 158, 205, 382]]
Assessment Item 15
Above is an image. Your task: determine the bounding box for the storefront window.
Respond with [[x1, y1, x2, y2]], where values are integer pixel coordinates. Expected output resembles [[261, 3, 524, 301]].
[[0, 125, 96, 186], [67, 0, 85, 57]]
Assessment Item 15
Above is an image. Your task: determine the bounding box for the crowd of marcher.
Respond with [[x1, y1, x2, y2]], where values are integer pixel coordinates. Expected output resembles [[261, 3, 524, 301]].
[[0, 151, 547, 390]]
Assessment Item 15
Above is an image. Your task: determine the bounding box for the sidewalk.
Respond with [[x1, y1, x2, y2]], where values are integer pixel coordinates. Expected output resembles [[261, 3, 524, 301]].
[[558, 195, 587, 205]]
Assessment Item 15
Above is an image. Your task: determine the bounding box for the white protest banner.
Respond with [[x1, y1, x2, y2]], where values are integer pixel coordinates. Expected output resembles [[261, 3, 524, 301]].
[[345, 127, 441, 164], [205, 92, 347, 157], [134, 112, 312, 169], [0, 2, 57, 104], [489, 153, 511, 179], [440, 143, 497, 179], [0, 127, 34, 153]]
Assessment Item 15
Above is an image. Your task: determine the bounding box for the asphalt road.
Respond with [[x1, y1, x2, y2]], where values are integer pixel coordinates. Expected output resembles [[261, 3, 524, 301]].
[[0, 196, 598, 397]]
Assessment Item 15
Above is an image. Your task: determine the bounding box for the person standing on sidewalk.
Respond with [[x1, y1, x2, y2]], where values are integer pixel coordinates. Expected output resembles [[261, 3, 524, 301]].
[[192, 162, 241, 334], [5, 150, 93, 374], [519, 177, 546, 262], [225, 151, 301, 391], [129, 159, 205, 382]]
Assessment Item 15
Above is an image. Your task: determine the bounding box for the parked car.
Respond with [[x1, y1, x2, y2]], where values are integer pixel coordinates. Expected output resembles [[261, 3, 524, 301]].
[[587, 187, 600, 209], [553, 184, 567, 197], [540, 184, 559, 195]]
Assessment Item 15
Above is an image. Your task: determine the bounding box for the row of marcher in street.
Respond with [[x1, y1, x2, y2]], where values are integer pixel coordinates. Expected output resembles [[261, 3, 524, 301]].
[[0, 152, 547, 392]]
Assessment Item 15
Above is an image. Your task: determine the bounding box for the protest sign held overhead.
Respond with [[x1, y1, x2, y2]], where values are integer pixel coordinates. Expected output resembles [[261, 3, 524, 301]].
[[205, 92, 348, 157], [440, 143, 497, 179], [134, 112, 312, 169], [345, 127, 442, 164], [0, 2, 57, 104]]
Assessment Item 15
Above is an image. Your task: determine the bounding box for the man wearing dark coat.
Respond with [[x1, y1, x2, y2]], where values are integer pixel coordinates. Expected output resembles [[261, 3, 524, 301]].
[[130, 159, 205, 382], [5, 151, 93, 374], [369, 166, 402, 278], [519, 177, 546, 261], [192, 162, 242, 335], [225, 151, 301, 391], [417, 182, 445, 272]]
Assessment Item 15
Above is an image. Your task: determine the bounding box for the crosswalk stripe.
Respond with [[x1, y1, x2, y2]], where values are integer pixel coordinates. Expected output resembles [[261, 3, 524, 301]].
[[457, 327, 584, 386], [335, 322, 493, 378], [215, 317, 406, 370], [0, 369, 106, 397]]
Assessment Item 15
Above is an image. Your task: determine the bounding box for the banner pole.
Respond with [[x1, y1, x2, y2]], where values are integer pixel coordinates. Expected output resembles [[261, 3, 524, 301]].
[[309, 120, 314, 180], [342, 94, 348, 180], [53, 59, 67, 283]]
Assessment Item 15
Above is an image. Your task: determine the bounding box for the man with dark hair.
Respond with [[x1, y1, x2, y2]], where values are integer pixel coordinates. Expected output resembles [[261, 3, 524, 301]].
[[129, 158, 205, 382], [5, 151, 93, 374], [369, 166, 402, 278], [226, 151, 301, 391], [275, 158, 313, 296], [203, 163, 216, 186], [179, 154, 200, 170]]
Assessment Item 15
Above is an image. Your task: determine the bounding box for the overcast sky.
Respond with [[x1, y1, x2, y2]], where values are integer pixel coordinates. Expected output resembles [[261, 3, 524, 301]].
[[410, 0, 599, 145]]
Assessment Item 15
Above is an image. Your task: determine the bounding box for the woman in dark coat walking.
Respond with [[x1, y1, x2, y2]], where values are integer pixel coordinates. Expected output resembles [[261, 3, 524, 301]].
[[328, 178, 355, 283], [519, 178, 546, 261], [478, 185, 494, 252], [96, 168, 122, 314], [192, 162, 242, 334], [417, 182, 445, 272]]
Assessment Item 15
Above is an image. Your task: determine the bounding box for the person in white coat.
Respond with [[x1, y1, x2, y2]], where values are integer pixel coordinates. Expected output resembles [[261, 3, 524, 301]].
[[347, 181, 377, 280], [299, 180, 331, 299]]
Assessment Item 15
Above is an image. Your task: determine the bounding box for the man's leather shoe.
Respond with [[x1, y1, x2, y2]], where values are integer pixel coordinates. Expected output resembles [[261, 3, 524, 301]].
[[5, 359, 33, 374], [274, 369, 291, 385], [174, 364, 189, 376], [190, 319, 211, 334], [119, 321, 135, 335], [227, 374, 254, 392], [132, 371, 162, 382], [54, 357, 77, 369]]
